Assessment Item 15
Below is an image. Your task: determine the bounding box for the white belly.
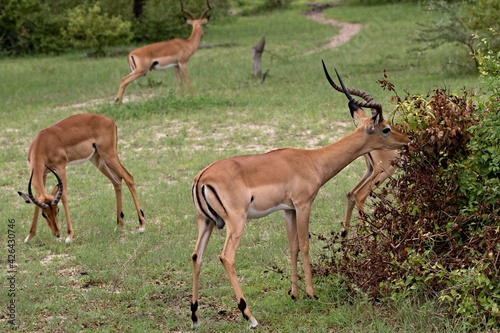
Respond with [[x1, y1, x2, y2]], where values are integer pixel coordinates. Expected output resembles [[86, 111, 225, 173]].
[[247, 203, 292, 219], [152, 63, 177, 70], [68, 149, 95, 166]]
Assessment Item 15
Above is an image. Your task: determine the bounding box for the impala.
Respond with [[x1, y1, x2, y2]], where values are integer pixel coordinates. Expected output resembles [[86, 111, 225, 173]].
[[18, 114, 146, 243], [189, 61, 410, 328], [343, 149, 400, 237], [115, 0, 211, 104], [321, 72, 402, 237]]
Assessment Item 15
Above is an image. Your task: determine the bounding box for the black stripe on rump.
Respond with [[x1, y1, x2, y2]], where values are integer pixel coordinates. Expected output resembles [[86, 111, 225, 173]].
[[201, 185, 225, 225], [130, 55, 137, 71], [201, 185, 226, 229], [204, 184, 226, 214], [193, 173, 215, 224]]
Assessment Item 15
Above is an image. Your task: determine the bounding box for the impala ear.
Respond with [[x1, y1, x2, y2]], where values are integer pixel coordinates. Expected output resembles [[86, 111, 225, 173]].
[[186, 18, 193, 25], [351, 107, 368, 127], [371, 110, 383, 125]]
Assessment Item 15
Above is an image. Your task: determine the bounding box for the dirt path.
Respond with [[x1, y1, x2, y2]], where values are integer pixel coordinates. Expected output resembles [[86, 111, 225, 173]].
[[303, 4, 362, 56]]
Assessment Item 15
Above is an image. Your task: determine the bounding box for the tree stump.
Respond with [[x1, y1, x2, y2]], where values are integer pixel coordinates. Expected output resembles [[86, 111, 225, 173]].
[[252, 36, 266, 79]]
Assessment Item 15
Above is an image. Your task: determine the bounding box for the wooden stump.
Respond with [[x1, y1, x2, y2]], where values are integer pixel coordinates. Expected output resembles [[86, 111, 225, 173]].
[[252, 36, 266, 79]]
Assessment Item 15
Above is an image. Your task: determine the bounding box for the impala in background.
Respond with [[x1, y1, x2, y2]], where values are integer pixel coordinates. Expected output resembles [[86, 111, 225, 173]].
[[189, 61, 410, 328], [115, 0, 211, 104], [18, 114, 146, 243], [322, 74, 402, 238], [343, 149, 400, 237]]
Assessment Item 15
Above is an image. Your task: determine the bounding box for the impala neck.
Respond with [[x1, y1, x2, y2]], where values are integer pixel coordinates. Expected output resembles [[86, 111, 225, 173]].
[[313, 128, 374, 186], [187, 24, 204, 47]]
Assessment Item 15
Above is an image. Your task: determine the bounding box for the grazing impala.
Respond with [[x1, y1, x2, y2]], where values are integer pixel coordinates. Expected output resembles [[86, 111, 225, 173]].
[[18, 114, 146, 243], [189, 61, 410, 328], [115, 0, 211, 104], [321, 72, 402, 237]]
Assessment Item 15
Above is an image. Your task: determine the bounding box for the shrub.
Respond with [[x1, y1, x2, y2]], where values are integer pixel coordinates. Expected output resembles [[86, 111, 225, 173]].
[[314, 46, 500, 329], [62, 3, 132, 57]]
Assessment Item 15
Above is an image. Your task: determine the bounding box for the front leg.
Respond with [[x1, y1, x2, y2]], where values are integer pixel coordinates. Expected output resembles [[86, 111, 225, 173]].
[[284, 210, 300, 300], [296, 206, 315, 298], [24, 206, 40, 243], [57, 169, 74, 244]]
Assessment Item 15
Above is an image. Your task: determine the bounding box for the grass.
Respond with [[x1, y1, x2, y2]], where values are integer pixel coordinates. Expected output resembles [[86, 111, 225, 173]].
[[0, 1, 478, 332]]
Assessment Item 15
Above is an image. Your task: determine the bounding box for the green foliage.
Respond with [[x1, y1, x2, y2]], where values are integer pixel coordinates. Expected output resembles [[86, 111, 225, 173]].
[[465, 0, 500, 52], [130, 0, 230, 44], [457, 31, 500, 216], [262, 0, 293, 10], [346, 0, 411, 5], [131, 0, 187, 43], [0, 0, 37, 55], [62, 3, 132, 57], [0, 0, 71, 55], [316, 54, 500, 329], [0, 0, 230, 56], [412, 0, 477, 68], [413, 0, 500, 70]]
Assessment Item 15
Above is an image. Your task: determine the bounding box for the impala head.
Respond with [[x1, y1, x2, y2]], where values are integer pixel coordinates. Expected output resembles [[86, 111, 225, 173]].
[[18, 166, 63, 238], [322, 60, 410, 151], [181, 0, 211, 32]]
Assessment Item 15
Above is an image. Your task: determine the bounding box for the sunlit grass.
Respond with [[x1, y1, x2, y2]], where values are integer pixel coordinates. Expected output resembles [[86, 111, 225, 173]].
[[0, 2, 478, 332]]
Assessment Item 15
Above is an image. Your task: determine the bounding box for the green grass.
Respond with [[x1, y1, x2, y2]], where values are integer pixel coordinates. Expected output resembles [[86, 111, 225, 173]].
[[0, 2, 478, 332]]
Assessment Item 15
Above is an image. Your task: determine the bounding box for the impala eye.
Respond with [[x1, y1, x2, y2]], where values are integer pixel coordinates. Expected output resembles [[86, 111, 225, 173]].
[[382, 127, 391, 134]]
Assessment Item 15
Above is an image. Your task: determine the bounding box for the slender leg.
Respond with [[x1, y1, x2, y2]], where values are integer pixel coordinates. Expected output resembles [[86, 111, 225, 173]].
[[92, 148, 146, 232], [343, 154, 374, 237], [284, 210, 300, 300], [179, 63, 194, 96], [191, 216, 215, 328], [219, 218, 258, 328], [174, 67, 184, 95], [54, 167, 73, 244], [353, 162, 397, 218], [296, 206, 315, 298], [90, 154, 124, 228], [115, 69, 147, 103], [24, 206, 40, 243]]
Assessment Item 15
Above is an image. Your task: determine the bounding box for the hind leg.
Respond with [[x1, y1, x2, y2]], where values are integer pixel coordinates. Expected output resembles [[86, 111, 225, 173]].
[[191, 215, 215, 328], [91, 149, 145, 232]]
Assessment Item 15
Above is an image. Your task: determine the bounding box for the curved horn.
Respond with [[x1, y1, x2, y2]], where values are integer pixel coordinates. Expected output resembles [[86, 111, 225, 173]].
[[180, 0, 197, 19], [27, 170, 49, 209], [199, 0, 212, 19], [321, 60, 383, 114], [46, 165, 63, 206]]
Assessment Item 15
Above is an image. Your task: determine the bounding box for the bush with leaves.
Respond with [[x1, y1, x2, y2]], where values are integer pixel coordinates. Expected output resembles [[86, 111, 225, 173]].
[[314, 56, 499, 328], [412, 0, 500, 70], [62, 3, 132, 57], [0, 0, 71, 55]]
